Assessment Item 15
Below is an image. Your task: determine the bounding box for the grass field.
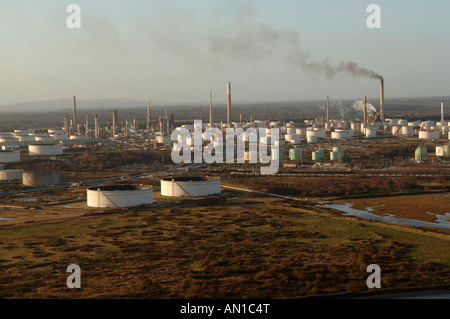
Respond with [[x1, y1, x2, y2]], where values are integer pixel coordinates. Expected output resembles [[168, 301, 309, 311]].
[[0, 195, 449, 298]]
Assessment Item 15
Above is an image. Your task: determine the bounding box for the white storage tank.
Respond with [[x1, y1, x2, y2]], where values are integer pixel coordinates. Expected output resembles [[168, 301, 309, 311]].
[[87, 185, 153, 208], [161, 176, 221, 197], [365, 128, 377, 138], [0, 170, 23, 181], [418, 130, 440, 140], [401, 126, 414, 137], [331, 131, 350, 140], [0, 150, 20, 163], [22, 170, 60, 187], [28, 143, 63, 156], [307, 135, 318, 144]]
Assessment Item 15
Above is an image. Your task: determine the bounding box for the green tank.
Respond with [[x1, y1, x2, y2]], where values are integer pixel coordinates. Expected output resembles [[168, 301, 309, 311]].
[[289, 148, 302, 161], [415, 145, 427, 160]]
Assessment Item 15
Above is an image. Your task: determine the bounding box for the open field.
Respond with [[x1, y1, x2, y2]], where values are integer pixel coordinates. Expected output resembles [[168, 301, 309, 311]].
[[0, 194, 449, 298]]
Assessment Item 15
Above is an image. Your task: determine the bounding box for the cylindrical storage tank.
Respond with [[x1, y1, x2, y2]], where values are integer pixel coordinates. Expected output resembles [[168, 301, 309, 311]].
[[48, 129, 64, 135], [312, 151, 320, 161], [87, 185, 153, 208], [28, 144, 63, 156], [272, 148, 284, 161], [286, 127, 296, 135], [289, 137, 301, 145], [34, 136, 49, 142], [289, 148, 302, 161], [52, 134, 69, 140], [0, 137, 19, 143], [18, 136, 35, 142], [444, 145, 450, 157], [22, 170, 60, 187], [317, 148, 324, 160], [330, 151, 339, 161], [436, 146, 445, 157], [285, 134, 300, 141], [391, 125, 401, 136], [419, 130, 440, 140], [296, 128, 306, 135], [333, 146, 344, 159], [331, 131, 350, 140], [365, 128, 377, 138], [69, 135, 89, 140], [401, 126, 414, 137], [415, 146, 427, 160], [160, 176, 221, 197], [0, 150, 21, 163], [0, 170, 23, 181], [307, 135, 318, 144]]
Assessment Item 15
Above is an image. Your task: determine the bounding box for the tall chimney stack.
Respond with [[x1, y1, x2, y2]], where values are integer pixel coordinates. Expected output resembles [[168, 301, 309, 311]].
[[112, 110, 117, 138], [227, 82, 231, 128], [85, 111, 89, 135], [146, 101, 151, 131], [363, 96, 367, 124], [441, 99, 445, 123], [209, 90, 212, 128], [380, 77, 384, 122], [94, 114, 98, 139], [326, 95, 329, 124], [72, 96, 77, 131]]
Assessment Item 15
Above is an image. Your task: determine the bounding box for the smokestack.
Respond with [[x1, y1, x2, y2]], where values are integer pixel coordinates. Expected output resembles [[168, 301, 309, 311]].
[[85, 111, 89, 135], [441, 99, 445, 123], [268, 104, 271, 124], [112, 110, 116, 138], [363, 96, 367, 124], [380, 77, 384, 122], [64, 116, 69, 134], [326, 95, 329, 124], [227, 82, 231, 128], [209, 90, 212, 128], [146, 102, 151, 131], [94, 114, 98, 139], [72, 96, 77, 130]]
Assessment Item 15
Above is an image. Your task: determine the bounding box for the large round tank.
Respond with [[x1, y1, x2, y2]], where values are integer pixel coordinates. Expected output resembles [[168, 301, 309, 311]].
[[161, 176, 221, 197], [307, 136, 318, 144], [289, 148, 302, 161], [286, 127, 296, 135], [436, 146, 445, 157], [391, 125, 401, 136], [0, 170, 23, 181], [0, 150, 20, 163], [87, 185, 153, 208], [28, 144, 63, 156], [331, 131, 350, 140], [401, 126, 414, 137], [272, 148, 284, 161], [365, 128, 377, 138], [415, 146, 428, 160], [418, 130, 440, 140], [443, 145, 450, 157], [330, 151, 339, 161], [333, 146, 344, 159], [22, 170, 60, 187], [312, 151, 320, 161]]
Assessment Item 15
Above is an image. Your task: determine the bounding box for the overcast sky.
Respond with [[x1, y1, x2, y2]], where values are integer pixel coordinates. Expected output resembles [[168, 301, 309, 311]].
[[1, 0, 449, 106]]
